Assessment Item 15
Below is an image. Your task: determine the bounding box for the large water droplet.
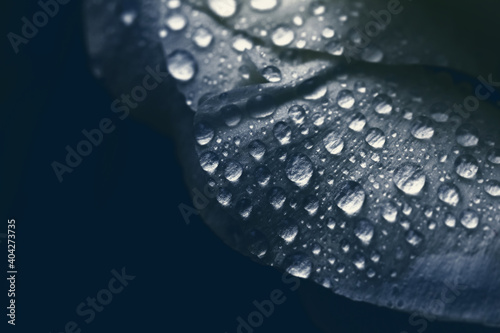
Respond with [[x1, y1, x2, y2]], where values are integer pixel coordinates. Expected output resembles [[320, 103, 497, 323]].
[[459, 209, 479, 229], [335, 181, 366, 216], [393, 163, 426, 196], [372, 94, 393, 115], [411, 116, 434, 140], [192, 27, 214, 48], [207, 0, 237, 18], [271, 25, 295, 46], [485, 180, 500, 197], [199, 151, 219, 173], [365, 128, 386, 149], [285, 253, 312, 278], [323, 131, 344, 155], [354, 219, 374, 245], [250, 0, 279, 11], [220, 104, 242, 127], [194, 122, 214, 145], [437, 183, 461, 206], [224, 160, 243, 182], [261, 66, 282, 83], [454, 155, 479, 179], [285, 153, 314, 187], [167, 50, 197, 82], [456, 124, 479, 147], [336, 90, 355, 109], [246, 94, 277, 118]]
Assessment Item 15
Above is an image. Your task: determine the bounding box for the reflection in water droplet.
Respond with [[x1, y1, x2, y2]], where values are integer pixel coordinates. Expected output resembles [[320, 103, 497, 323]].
[[250, 0, 278, 11], [220, 104, 241, 127], [459, 209, 479, 229], [246, 94, 277, 118], [271, 25, 295, 46], [207, 0, 237, 18], [285, 253, 312, 278], [454, 155, 479, 179], [224, 160, 243, 182], [355, 219, 374, 245], [365, 128, 386, 149], [393, 163, 426, 196], [167, 50, 197, 82], [192, 27, 214, 48], [194, 122, 214, 145], [372, 94, 393, 115], [485, 180, 500, 197], [411, 116, 434, 140], [323, 131, 344, 155], [273, 122, 292, 145], [261, 66, 282, 83], [286, 153, 314, 187], [336, 90, 355, 109], [200, 151, 219, 173], [335, 181, 366, 216], [248, 140, 266, 160], [456, 124, 479, 148], [437, 183, 461, 206]]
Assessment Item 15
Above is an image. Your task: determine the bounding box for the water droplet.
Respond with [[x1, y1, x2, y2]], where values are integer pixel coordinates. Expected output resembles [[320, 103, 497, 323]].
[[285, 253, 312, 278], [405, 230, 423, 246], [437, 183, 461, 206], [165, 13, 187, 31], [361, 46, 384, 63], [216, 187, 232, 206], [487, 149, 500, 164], [444, 213, 456, 228], [381, 202, 398, 223], [459, 209, 479, 229], [288, 105, 305, 124], [456, 124, 479, 147], [220, 104, 242, 127], [323, 131, 344, 155], [393, 163, 426, 196], [273, 122, 292, 145], [268, 187, 286, 209], [254, 166, 271, 186], [261, 66, 282, 83], [322, 26, 335, 39], [207, 0, 237, 18], [411, 116, 434, 140], [430, 102, 449, 122], [372, 94, 393, 115], [271, 25, 295, 46], [192, 27, 213, 48], [248, 140, 266, 160], [247, 229, 268, 258], [194, 122, 214, 145], [279, 220, 298, 243], [335, 181, 366, 216], [232, 34, 253, 52], [304, 195, 319, 215], [485, 180, 500, 197], [354, 219, 374, 245], [286, 153, 314, 187], [365, 128, 386, 149], [236, 198, 252, 219], [336, 89, 355, 109], [224, 160, 243, 182], [348, 112, 366, 132], [246, 94, 277, 118], [199, 151, 219, 173], [250, 0, 278, 11], [454, 155, 479, 179], [167, 50, 197, 82]]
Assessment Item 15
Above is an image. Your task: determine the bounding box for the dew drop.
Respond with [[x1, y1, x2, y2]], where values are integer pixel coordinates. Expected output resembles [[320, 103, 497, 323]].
[[285, 153, 314, 187], [167, 50, 197, 82], [393, 163, 426, 196], [323, 131, 344, 155], [335, 181, 366, 216], [454, 155, 479, 179]]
